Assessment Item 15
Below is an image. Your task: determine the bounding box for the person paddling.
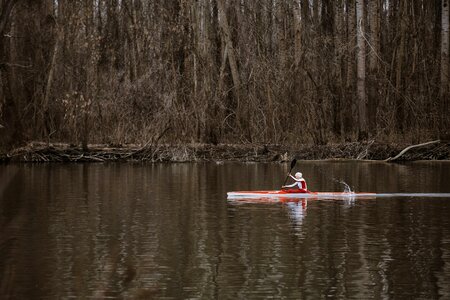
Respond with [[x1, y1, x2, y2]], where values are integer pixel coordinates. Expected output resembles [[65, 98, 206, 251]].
[[282, 172, 308, 191]]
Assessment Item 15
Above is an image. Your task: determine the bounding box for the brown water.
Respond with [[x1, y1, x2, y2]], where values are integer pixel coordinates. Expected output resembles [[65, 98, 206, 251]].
[[1, 162, 450, 299]]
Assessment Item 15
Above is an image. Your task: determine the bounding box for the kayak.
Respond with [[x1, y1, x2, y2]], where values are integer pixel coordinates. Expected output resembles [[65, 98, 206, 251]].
[[227, 189, 376, 199], [227, 189, 450, 200]]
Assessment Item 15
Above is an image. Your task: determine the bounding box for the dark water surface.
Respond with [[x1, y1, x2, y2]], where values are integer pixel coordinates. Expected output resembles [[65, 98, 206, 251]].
[[1, 161, 450, 299]]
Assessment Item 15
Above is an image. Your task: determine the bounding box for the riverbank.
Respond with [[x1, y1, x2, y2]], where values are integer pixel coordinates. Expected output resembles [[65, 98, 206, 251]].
[[1, 140, 448, 163]]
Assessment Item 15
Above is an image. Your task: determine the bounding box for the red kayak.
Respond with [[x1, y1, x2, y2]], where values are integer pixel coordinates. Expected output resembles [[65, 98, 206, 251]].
[[227, 189, 376, 199]]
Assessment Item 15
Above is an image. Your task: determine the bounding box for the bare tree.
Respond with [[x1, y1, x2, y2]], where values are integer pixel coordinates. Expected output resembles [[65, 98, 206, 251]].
[[441, 0, 449, 132], [368, 0, 380, 132], [0, 0, 17, 36], [0, 0, 22, 147], [1, 0, 448, 149], [356, 0, 367, 139]]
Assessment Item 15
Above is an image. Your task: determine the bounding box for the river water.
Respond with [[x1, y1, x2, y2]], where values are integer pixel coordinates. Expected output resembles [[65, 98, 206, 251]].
[[1, 161, 450, 299]]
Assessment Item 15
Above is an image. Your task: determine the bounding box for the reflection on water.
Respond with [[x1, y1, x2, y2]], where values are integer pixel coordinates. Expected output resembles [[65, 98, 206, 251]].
[[0, 162, 450, 299], [286, 199, 307, 227]]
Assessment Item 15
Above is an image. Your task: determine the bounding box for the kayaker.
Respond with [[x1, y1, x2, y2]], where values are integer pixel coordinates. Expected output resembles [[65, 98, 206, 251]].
[[282, 172, 308, 191]]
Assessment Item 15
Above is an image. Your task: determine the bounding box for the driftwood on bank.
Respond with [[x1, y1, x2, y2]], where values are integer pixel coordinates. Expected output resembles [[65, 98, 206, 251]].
[[384, 140, 442, 162], [1, 141, 448, 163]]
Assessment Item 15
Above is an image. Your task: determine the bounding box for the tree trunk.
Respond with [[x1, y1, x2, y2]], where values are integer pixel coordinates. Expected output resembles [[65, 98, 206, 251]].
[[441, 0, 449, 95], [276, 0, 287, 70], [356, 0, 367, 139], [0, 35, 23, 148], [0, 0, 22, 147], [42, 28, 61, 142], [293, 0, 301, 66], [345, 0, 356, 139], [368, 0, 380, 72], [346, 0, 356, 89], [217, 0, 241, 117], [441, 0, 449, 133], [334, 0, 345, 139], [0, 0, 17, 37], [395, 0, 407, 133], [368, 0, 380, 133], [313, 0, 319, 25]]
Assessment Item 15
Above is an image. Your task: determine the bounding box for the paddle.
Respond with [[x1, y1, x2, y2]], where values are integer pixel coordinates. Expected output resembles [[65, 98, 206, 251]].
[[282, 158, 297, 187]]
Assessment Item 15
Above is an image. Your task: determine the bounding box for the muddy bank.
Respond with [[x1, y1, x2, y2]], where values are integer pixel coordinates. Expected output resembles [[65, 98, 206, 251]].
[[0, 141, 449, 163]]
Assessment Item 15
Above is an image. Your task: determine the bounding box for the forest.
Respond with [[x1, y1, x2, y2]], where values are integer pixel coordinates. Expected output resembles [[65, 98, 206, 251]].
[[0, 0, 449, 151]]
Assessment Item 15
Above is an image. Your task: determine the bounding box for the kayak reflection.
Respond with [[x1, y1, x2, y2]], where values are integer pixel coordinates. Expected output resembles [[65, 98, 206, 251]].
[[284, 198, 308, 227]]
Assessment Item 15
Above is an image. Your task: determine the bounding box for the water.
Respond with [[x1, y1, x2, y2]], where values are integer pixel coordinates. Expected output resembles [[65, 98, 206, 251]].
[[1, 161, 450, 299]]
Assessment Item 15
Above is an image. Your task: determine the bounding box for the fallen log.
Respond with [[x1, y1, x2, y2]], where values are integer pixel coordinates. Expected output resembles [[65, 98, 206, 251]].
[[384, 140, 441, 162]]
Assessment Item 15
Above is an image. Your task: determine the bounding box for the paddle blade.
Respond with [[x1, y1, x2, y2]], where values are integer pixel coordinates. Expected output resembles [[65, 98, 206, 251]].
[[283, 158, 297, 187], [290, 159, 297, 170]]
